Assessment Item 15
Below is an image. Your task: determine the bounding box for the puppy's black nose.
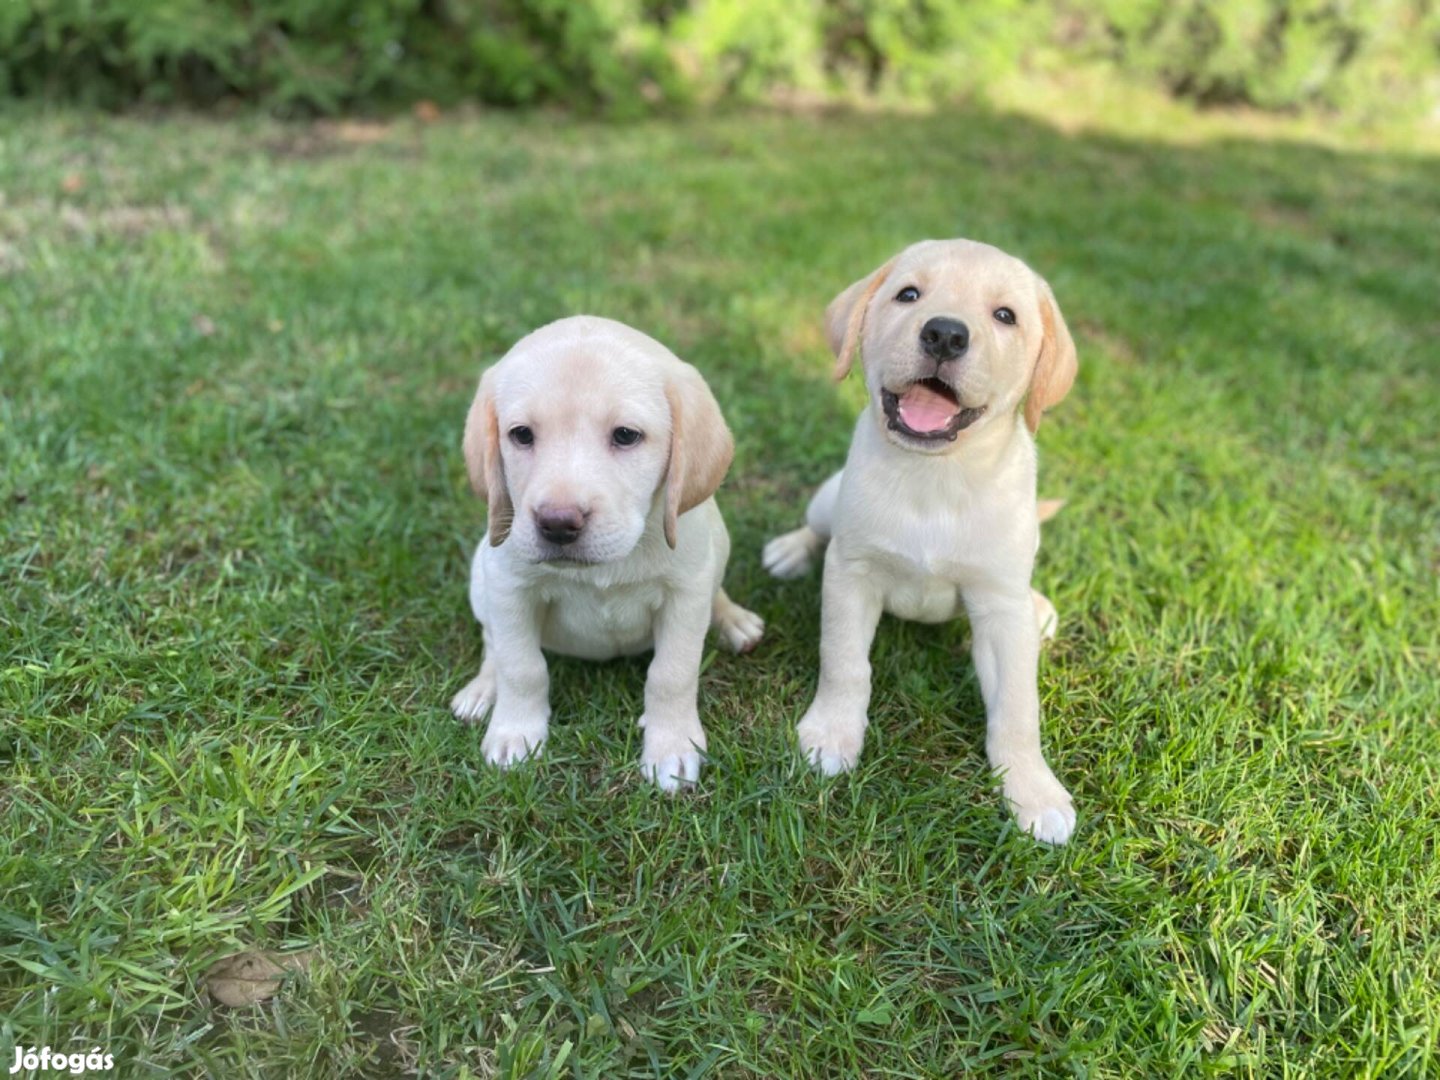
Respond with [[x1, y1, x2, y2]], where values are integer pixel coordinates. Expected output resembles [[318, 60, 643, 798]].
[[919, 317, 970, 361], [535, 506, 586, 546]]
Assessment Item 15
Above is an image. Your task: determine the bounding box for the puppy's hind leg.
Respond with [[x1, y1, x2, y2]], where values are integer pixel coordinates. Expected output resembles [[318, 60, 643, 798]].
[[452, 541, 498, 723], [1032, 501, 1063, 642], [1033, 589, 1058, 643], [762, 470, 841, 580], [712, 588, 765, 653], [451, 627, 498, 724], [762, 527, 822, 580]]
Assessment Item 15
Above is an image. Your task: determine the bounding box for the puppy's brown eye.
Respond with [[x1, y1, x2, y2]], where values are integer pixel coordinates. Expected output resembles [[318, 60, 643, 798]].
[[895, 286, 921, 303], [509, 426, 534, 447], [611, 426, 642, 448], [993, 307, 1016, 325]]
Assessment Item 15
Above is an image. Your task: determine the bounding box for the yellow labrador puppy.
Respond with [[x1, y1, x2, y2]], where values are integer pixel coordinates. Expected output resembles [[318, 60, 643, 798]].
[[763, 239, 1079, 843], [453, 316, 763, 790]]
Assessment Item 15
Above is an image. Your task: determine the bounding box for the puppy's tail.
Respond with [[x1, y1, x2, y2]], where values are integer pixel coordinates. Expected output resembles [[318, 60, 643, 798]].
[[1037, 498, 1066, 524]]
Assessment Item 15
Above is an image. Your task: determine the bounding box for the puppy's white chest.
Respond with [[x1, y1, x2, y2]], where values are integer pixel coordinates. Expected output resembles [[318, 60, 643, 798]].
[[910, 523, 983, 580], [538, 579, 663, 660], [877, 510, 983, 574], [881, 567, 964, 623], [851, 512, 999, 625]]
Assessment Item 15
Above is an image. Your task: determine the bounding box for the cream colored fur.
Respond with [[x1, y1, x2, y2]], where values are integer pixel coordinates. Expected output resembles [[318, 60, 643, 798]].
[[763, 239, 1079, 843], [453, 316, 763, 791]]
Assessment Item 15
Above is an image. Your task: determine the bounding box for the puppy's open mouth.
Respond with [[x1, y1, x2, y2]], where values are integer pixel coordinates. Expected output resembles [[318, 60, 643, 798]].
[[881, 378, 986, 442]]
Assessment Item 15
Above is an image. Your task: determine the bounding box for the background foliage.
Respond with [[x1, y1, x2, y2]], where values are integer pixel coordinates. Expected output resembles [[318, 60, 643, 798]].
[[2, 0, 1438, 117]]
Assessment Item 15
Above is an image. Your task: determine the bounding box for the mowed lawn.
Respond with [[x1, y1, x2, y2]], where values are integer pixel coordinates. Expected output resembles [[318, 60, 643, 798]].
[[2, 101, 1437, 1078]]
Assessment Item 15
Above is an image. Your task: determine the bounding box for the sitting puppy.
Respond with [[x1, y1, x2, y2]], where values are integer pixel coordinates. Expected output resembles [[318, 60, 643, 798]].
[[763, 239, 1079, 843], [452, 316, 763, 790]]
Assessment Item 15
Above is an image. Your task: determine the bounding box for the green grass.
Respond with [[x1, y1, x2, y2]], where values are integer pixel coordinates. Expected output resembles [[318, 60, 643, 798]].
[[1, 99, 1437, 1078]]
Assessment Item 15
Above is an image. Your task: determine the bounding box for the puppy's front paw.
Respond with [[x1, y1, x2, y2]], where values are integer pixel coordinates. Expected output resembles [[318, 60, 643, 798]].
[[480, 714, 548, 769], [762, 527, 820, 580], [999, 761, 1075, 845], [640, 722, 706, 793], [795, 705, 866, 776]]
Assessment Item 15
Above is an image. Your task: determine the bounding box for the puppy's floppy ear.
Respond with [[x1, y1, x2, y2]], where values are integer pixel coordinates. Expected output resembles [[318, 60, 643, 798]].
[[663, 364, 735, 549], [1024, 276, 1078, 433], [462, 366, 515, 546], [824, 256, 897, 381]]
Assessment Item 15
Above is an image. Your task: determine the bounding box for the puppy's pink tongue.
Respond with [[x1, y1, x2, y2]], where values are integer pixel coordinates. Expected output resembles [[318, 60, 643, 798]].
[[897, 383, 959, 433]]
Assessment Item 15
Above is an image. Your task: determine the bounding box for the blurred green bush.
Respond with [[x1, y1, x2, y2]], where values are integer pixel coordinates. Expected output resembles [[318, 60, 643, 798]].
[[1, 0, 1435, 116]]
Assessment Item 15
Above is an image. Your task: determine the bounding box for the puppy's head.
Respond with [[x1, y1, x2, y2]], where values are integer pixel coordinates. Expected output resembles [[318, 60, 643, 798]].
[[827, 239, 1077, 452], [463, 316, 733, 564]]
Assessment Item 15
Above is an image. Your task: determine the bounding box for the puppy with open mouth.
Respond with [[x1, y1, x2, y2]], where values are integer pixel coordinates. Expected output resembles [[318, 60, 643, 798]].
[[763, 238, 1079, 843], [452, 316, 764, 790]]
